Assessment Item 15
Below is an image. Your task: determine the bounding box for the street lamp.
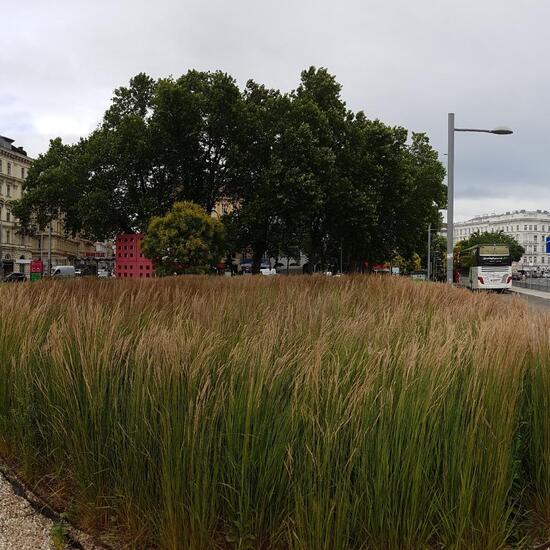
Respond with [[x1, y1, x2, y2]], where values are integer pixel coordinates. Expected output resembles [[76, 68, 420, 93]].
[[446, 114, 513, 284], [426, 224, 442, 281]]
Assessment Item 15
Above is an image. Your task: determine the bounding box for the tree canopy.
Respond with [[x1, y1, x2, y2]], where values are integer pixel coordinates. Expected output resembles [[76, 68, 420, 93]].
[[12, 67, 446, 272], [456, 231, 525, 262]]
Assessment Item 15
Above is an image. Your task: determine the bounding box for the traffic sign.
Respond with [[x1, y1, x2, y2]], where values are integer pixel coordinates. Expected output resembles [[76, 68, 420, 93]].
[[30, 260, 43, 273]]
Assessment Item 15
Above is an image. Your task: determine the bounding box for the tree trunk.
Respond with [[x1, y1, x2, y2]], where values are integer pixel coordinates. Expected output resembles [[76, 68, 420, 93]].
[[252, 248, 265, 274]]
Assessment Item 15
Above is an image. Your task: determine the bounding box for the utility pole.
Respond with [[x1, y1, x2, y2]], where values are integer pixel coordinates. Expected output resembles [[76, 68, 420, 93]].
[[446, 113, 512, 284], [48, 221, 52, 277], [447, 114, 455, 284], [427, 224, 431, 281]]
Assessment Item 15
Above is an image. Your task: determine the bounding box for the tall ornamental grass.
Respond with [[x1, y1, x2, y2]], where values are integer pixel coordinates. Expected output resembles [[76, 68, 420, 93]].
[[0, 275, 549, 548]]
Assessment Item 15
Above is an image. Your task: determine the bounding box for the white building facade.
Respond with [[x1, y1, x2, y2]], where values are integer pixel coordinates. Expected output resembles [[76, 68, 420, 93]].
[[454, 210, 550, 272]]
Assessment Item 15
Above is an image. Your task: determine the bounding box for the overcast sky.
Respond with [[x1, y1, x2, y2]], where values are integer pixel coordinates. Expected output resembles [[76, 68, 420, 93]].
[[1, 0, 547, 221]]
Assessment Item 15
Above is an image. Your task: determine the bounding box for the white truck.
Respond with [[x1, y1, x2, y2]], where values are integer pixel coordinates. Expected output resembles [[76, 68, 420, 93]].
[[51, 266, 76, 278]]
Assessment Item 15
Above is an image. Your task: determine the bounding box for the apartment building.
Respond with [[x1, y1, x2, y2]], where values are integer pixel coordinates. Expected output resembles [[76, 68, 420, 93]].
[[0, 135, 96, 276], [34, 218, 96, 274], [454, 210, 550, 272], [0, 136, 34, 274]]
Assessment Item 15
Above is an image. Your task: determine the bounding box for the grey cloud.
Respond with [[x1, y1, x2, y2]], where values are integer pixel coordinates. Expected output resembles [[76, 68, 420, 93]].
[[2, 0, 549, 220]]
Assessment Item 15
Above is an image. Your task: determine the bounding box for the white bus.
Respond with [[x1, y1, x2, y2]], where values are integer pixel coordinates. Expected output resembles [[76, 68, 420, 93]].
[[459, 244, 512, 291]]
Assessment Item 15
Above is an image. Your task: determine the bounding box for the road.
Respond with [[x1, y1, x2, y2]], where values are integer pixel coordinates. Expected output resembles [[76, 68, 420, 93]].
[[513, 278, 550, 292], [504, 288, 550, 312]]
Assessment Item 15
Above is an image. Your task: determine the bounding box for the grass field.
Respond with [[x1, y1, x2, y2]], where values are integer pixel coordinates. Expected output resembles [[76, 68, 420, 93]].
[[0, 275, 549, 549]]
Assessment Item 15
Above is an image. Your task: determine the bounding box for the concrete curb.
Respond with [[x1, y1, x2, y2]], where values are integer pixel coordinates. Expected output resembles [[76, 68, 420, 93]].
[[511, 286, 550, 300]]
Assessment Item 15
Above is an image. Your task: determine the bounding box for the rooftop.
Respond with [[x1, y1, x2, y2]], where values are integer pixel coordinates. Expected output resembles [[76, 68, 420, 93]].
[[0, 135, 27, 157], [457, 210, 550, 224]]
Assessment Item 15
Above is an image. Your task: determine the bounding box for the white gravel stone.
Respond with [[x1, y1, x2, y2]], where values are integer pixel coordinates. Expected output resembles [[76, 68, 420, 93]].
[[0, 467, 105, 550], [0, 471, 53, 549]]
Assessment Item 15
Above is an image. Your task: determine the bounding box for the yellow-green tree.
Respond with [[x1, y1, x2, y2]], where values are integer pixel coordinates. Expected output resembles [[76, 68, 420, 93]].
[[392, 252, 422, 273], [142, 201, 225, 275]]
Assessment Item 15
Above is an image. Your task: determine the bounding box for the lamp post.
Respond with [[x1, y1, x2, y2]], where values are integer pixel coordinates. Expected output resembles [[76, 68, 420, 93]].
[[427, 225, 443, 281], [48, 221, 52, 277], [427, 224, 431, 281], [446, 114, 513, 284]]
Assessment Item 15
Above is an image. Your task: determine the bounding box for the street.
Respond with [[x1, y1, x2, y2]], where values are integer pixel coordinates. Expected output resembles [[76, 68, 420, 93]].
[[504, 287, 550, 312], [514, 278, 550, 292]]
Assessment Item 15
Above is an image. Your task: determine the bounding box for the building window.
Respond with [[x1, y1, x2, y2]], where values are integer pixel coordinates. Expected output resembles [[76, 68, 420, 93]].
[[6, 184, 10, 197], [524, 225, 527, 230], [6, 211, 10, 223], [21, 167, 25, 179], [534, 245, 538, 253], [535, 225, 538, 231], [534, 235, 538, 242], [6, 163, 11, 176], [529, 225, 533, 231]]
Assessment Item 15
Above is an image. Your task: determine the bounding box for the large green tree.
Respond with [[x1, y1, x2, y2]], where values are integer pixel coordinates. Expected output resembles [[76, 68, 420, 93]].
[[226, 70, 340, 273], [12, 67, 446, 271], [13, 71, 245, 238], [141, 201, 225, 275], [456, 231, 525, 262]]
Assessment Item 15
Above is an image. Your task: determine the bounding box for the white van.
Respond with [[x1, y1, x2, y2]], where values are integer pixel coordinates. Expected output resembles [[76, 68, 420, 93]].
[[51, 266, 76, 278]]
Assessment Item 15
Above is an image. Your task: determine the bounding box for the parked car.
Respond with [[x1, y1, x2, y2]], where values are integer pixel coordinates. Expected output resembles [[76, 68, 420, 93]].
[[51, 266, 76, 278], [3, 272, 26, 283], [97, 269, 110, 278]]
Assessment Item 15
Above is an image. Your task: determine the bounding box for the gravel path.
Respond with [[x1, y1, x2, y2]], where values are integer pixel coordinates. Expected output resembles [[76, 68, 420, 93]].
[[0, 471, 53, 550], [0, 468, 103, 550]]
